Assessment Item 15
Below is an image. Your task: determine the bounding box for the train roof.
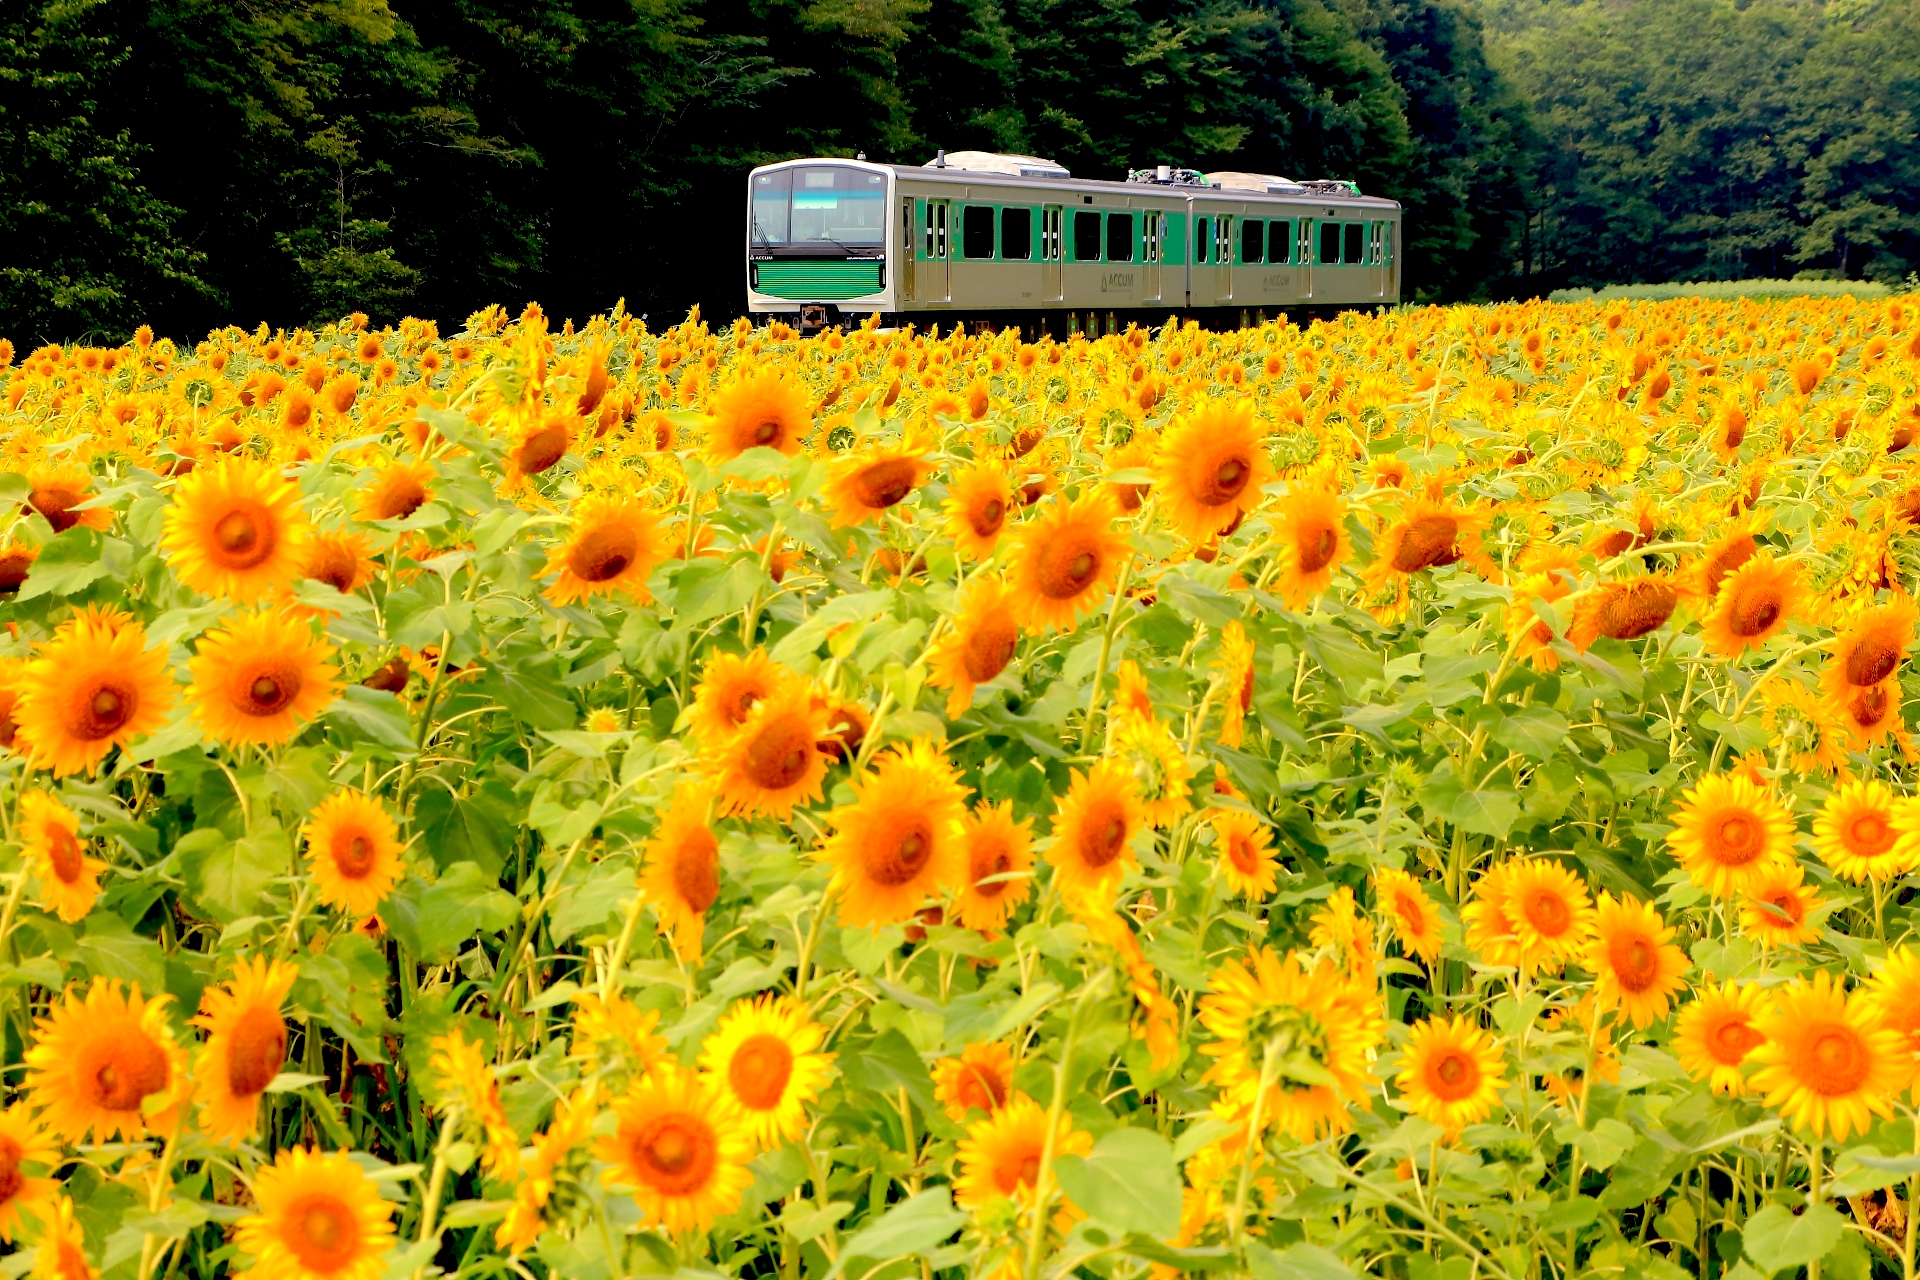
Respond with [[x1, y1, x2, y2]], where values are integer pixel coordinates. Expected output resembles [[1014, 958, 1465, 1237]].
[[748, 155, 1401, 211]]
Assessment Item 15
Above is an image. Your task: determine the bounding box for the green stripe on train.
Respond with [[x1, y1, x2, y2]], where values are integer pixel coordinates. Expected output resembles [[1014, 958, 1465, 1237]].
[[755, 260, 883, 300]]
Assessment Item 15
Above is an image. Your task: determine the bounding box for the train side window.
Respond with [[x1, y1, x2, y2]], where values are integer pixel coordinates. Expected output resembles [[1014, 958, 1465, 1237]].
[[1269, 220, 1292, 264], [1106, 212, 1133, 262], [961, 205, 996, 260], [1344, 222, 1364, 264], [1240, 219, 1264, 265], [1001, 207, 1033, 260], [1073, 210, 1102, 262], [1195, 217, 1210, 264], [1319, 221, 1341, 265]]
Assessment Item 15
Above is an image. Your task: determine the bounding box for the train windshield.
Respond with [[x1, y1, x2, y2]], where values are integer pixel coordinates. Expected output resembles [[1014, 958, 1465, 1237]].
[[751, 166, 885, 248]]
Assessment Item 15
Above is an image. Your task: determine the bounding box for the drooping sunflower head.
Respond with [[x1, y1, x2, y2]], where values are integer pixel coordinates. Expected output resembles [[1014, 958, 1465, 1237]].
[[160, 453, 310, 603], [705, 369, 812, 461], [543, 494, 666, 607], [19, 790, 102, 923], [355, 459, 435, 523], [234, 1147, 396, 1280], [23, 978, 185, 1144], [1823, 595, 1919, 706], [1210, 622, 1256, 749], [929, 576, 1020, 720], [300, 788, 405, 918], [1393, 1015, 1506, 1135], [704, 682, 829, 820], [187, 608, 340, 747], [13, 616, 175, 777], [952, 800, 1033, 933], [302, 530, 377, 595], [1667, 771, 1796, 899], [821, 432, 933, 527], [1008, 489, 1131, 634], [689, 648, 790, 749], [640, 783, 722, 962], [191, 955, 298, 1143], [1567, 576, 1678, 651], [1153, 396, 1275, 542], [1108, 713, 1194, 829], [597, 1063, 756, 1236], [943, 462, 1015, 560], [1700, 552, 1800, 658], [0, 1104, 56, 1243], [1046, 758, 1143, 905], [505, 409, 575, 480], [24, 464, 109, 535], [817, 738, 969, 928], [697, 994, 833, 1150], [1273, 486, 1349, 608]]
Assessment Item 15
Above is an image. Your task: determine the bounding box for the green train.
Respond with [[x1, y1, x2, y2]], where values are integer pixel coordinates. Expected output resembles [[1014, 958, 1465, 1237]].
[[746, 151, 1402, 332]]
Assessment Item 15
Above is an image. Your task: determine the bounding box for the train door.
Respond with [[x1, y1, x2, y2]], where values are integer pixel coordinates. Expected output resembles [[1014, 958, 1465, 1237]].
[[1298, 219, 1314, 299], [1215, 215, 1234, 303], [1371, 222, 1389, 298], [1143, 212, 1162, 302], [1041, 205, 1063, 302], [923, 199, 951, 303], [900, 198, 916, 301]]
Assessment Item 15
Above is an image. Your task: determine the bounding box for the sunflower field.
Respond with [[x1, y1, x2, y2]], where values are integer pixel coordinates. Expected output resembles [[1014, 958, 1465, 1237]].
[[3, 295, 1920, 1280]]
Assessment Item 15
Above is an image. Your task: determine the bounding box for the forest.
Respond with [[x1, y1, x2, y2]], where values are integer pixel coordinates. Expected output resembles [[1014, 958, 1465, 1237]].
[[2, 0, 1917, 339]]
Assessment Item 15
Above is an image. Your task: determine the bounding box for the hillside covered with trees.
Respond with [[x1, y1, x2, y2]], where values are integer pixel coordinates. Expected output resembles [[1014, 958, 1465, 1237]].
[[1, 0, 1915, 338]]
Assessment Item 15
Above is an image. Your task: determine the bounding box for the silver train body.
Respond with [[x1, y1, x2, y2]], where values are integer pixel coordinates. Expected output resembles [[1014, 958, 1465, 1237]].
[[745, 152, 1401, 329]]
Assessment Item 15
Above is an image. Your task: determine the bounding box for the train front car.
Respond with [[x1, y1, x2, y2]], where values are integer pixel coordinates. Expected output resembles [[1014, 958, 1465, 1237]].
[[746, 159, 895, 330]]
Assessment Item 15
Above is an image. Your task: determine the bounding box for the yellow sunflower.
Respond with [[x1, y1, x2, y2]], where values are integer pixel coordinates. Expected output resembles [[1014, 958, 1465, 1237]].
[[933, 1041, 1018, 1121], [954, 1093, 1092, 1208], [187, 608, 340, 747], [1046, 758, 1143, 904], [951, 800, 1034, 932], [597, 1064, 756, 1236], [816, 738, 968, 928], [13, 616, 174, 777], [1211, 622, 1256, 749], [543, 494, 667, 607], [688, 648, 791, 749], [1666, 771, 1796, 899], [1750, 971, 1906, 1142], [160, 453, 310, 602], [705, 683, 829, 819], [19, 790, 104, 922], [1822, 595, 1917, 717], [705, 370, 812, 461], [1271, 487, 1350, 609], [1502, 858, 1595, 975], [1587, 892, 1689, 1029], [698, 994, 834, 1150], [503, 409, 574, 482], [927, 576, 1020, 718], [1838, 676, 1904, 749], [1738, 860, 1824, 949], [1699, 553, 1800, 658], [821, 432, 933, 526], [23, 977, 185, 1142], [191, 955, 297, 1143], [1566, 576, 1680, 652], [1211, 807, 1277, 899], [1006, 490, 1132, 634], [1153, 396, 1275, 542], [1864, 947, 1920, 1099], [301, 531, 377, 595], [32, 1197, 94, 1280], [1109, 713, 1193, 828], [1817, 778, 1914, 882], [354, 459, 435, 523], [234, 1147, 396, 1280], [943, 462, 1015, 560], [0, 1105, 57, 1242], [1461, 861, 1523, 968], [640, 782, 721, 962], [1372, 867, 1443, 965], [300, 789, 405, 917], [1675, 981, 1767, 1096], [497, 1085, 598, 1254], [24, 465, 110, 535], [1394, 1016, 1506, 1135]]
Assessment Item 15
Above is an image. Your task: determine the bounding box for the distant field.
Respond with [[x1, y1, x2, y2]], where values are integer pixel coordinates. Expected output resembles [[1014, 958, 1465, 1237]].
[[1550, 277, 1893, 302]]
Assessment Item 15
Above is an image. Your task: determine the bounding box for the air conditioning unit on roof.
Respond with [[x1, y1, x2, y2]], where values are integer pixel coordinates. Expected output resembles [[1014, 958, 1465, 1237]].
[[925, 151, 1071, 179]]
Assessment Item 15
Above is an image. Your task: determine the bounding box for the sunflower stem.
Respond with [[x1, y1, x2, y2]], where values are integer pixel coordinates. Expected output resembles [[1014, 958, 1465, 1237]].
[[1228, 1035, 1283, 1250], [1078, 553, 1136, 753], [1020, 970, 1106, 1280], [413, 1108, 459, 1279]]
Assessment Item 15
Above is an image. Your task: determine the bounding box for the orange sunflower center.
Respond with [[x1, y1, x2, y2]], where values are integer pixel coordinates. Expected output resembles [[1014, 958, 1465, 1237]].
[[1609, 934, 1659, 991], [31, 486, 84, 533], [569, 524, 639, 584], [309, 546, 360, 593], [1761, 890, 1804, 926], [1297, 520, 1339, 573], [968, 495, 1006, 539], [69, 675, 138, 740], [0, 548, 35, 592], [1850, 683, 1894, 730], [78, 1028, 170, 1112], [1393, 890, 1427, 932], [0, 1134, 22, 1204], [750, 416, 786, 449], [1227, 834, 1261, 875], [963, 614, 1018, 683], [284, 398, 315, 431], [728, 1033, 795, 1110], [629, 1114, 718, 1195], [958, 1064, 1009, 1110], [1708, 810, 1765, 866], [1600, 580, 1678, 640], [1193, 449, 1254, 507], [1520, 887, 1572, 938], [1848, 810, 1894, 856], [237, 664, 302, 717], [971, 845, 1014, 899], [515, 421, 569, 475], [742, 713, 815, 790], [46, 823, 84, 884], [1427, 1049, 1480, 1100], [865, 817, 936, 887], [211, 502, 276, 569], [1846, 635, 1902, 688], [372, 477, 425, 521], [226, 1004, 288, 1096], [1035, 533, 1104, 601], [854, 459, 918, 510], [1709, 1015, 1763, 1064], [286, 1195, 358, 1272], [1727, 583, 1783, 637], [1391, 513, 1458, 573], [332, 830, 380, 879], [1076, 799, 1130, 871], [1801, 1023, 1870, 1095], [672, 831, 721, 914]]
